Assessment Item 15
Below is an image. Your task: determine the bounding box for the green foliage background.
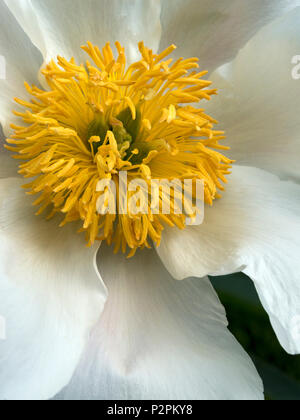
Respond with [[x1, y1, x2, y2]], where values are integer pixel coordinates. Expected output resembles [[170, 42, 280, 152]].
[[210, 273, 300, 400]]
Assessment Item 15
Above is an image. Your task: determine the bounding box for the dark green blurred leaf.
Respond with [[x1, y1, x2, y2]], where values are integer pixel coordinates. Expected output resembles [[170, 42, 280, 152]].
[[253, 357, 300, 400], [210, 273, 300, 400]]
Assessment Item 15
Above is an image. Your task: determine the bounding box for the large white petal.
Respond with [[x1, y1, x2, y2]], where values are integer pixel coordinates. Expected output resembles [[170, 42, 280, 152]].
[[159, 0, 300, 73], [206, 7, 300, 181], [4, 0, 162, 66], [55, 245, 263, 400], [0, 178, 107, 400], [0, 0, 42, 137], [157, 166, 300, 355]]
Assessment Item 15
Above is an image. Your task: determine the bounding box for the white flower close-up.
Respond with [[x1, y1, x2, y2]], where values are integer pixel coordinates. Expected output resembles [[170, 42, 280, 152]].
[[0, 0, 300, 401]]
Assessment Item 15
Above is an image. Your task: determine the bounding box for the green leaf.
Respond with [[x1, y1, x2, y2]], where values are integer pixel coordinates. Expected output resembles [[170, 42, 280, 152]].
[[209, 273, 300, 400]]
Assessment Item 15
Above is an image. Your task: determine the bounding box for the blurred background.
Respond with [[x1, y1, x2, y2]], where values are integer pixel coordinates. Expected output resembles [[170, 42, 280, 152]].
[[210, 273, 300, 400]]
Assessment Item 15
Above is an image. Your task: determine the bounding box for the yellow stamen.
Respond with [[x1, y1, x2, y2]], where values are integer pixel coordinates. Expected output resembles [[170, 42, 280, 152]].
[[7, 41, 233, 256]]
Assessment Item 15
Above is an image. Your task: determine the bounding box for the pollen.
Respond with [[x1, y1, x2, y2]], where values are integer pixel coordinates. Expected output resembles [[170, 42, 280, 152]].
[[6, 41, 233, 256]]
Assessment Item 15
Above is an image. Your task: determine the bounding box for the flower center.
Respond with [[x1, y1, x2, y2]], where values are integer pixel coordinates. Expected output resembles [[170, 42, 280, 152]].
[[6, 41, 232, 256]]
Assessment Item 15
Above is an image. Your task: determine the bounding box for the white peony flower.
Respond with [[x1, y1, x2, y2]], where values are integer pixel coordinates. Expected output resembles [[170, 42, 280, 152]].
[[0, 0, 300, 401]]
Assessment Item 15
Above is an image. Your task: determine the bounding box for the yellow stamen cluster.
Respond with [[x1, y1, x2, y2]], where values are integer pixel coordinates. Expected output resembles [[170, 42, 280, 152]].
[[6, 41, 232, 256]]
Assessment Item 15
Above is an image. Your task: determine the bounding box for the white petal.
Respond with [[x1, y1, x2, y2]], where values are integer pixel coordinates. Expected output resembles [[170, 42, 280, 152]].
[[0, 178, 107, 400], [157, 166, 300, 355], [0, 1, 42, 137], [206, 8, 300, 180], [159, 0, 300, 73], [54, 245, 263, 400], [5, 0, 162, 65]]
